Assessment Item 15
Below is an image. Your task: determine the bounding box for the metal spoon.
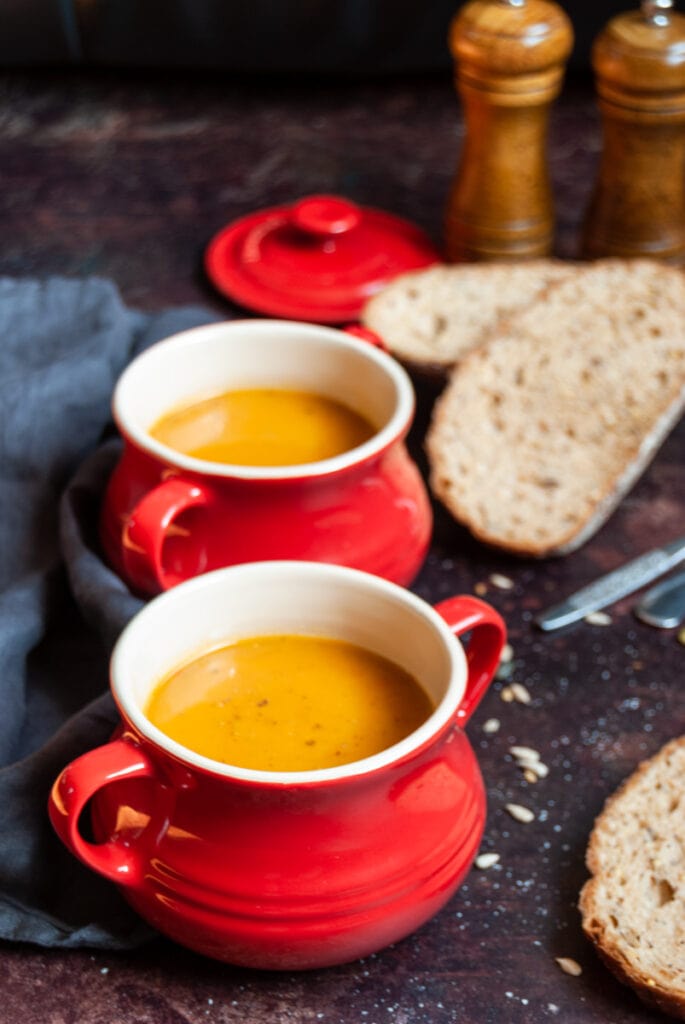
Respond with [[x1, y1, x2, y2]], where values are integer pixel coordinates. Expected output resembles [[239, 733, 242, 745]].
[[535, 535, 685, 631], [634, 569, 685, 629]]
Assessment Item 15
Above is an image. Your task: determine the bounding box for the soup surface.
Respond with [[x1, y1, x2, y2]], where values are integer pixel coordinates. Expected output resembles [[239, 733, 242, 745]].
[[145, 635, 434, 772], [148, 388, 376, 466]]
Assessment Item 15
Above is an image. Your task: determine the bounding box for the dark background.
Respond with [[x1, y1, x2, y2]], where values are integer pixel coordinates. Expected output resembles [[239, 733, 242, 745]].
[[3, 1, 629, 76]]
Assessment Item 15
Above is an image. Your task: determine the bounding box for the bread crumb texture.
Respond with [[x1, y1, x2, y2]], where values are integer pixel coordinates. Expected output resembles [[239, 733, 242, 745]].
[[579, 736, 685, 1019], [361, 260, 572, 368], [426, 260, 685, 556]]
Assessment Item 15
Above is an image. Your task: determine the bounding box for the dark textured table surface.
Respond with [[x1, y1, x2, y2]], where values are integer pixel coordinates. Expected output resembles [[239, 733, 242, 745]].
[[1, 67, 684, 1024]]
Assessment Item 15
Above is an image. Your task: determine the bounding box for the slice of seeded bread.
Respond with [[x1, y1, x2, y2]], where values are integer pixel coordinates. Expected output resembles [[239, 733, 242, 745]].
[[579, 736, 685, 1019], [361, 261, 574, 373], [426, 259, 685, 557]]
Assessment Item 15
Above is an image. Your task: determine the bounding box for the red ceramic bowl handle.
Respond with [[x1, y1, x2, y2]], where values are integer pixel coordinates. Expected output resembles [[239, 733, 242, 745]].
[[48, 737, 161, 888], [343, 324, 387, 350], [122, 476, 211, 593], [434, 596, 507, 727]]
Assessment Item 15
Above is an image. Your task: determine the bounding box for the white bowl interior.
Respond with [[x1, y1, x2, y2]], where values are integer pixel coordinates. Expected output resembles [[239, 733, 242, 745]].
[[112, 562, 465, 782], [115, 320, 408, 447]]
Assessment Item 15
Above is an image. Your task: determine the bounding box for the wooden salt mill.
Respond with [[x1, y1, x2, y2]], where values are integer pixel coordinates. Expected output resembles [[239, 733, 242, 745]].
[[444, 0, 574, 262], [581, 0, 685, 263]]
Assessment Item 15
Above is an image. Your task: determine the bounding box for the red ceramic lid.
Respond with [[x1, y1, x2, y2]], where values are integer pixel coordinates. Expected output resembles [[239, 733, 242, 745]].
[[205, 194, 440, 323]]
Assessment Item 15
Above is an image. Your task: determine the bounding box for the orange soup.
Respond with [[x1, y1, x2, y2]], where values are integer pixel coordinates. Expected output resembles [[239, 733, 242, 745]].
[[145, 635, 434, 772], [148, 388, 376, 467]]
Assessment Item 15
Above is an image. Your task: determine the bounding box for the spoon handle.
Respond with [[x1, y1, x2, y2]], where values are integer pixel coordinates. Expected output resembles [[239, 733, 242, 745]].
[[536, 536, 685, 631]]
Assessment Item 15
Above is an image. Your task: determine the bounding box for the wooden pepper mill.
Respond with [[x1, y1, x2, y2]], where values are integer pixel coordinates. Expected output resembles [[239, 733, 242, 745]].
[[581, 0, 685, 263], [444, 0, 574, 262]]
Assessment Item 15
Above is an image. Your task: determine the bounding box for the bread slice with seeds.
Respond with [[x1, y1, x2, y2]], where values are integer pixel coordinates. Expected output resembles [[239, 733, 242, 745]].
[[579, 736, 685, 1019], [426, 259, 685, 557], [361, 261, 573, 374]]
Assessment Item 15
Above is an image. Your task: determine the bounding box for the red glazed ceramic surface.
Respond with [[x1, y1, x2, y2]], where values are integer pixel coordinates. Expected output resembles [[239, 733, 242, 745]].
[[204, 194, 440, 322], [100, 320, 432, 596], [48, 562, 506, 970]]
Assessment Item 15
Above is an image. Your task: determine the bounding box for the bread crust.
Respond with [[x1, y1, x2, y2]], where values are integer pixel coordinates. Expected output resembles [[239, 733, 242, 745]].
[[425, 259, 685, 557], [361, 260, 574, 372], [579, 736, 685, 1019]]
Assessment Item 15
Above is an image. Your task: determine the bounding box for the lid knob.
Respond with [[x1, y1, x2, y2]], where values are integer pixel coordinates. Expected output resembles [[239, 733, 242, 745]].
[[643, 0, 673, 25], [290, 196, 362, 238]]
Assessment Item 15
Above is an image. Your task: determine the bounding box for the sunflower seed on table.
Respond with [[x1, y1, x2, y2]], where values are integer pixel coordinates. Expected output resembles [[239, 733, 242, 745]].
[[483, 718, 501, 734], [509, 745, 540, 762], [519, 760, 549, 779], [489, 573, 514, 591], [501, 682, 531, 705], [505, 803, 536, 824], [556, 957, 583, 977], [584, 611, 612, 626], [509, 745, 549, 780], [475, 852, 500, 870], [511, 682, 531, 703]]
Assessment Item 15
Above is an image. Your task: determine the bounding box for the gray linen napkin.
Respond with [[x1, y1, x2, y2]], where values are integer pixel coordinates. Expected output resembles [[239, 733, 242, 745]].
[[0, 277, 219, 948]]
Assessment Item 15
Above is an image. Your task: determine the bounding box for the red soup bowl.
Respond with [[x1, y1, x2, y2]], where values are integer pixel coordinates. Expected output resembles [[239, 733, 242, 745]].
[[49, 561, 506, 970], [100, 319, 432, 596]]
